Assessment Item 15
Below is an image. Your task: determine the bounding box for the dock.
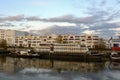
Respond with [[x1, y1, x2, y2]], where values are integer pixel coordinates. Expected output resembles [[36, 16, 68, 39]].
[[0, 48, 112, 62], [5, 51, 110, 62]]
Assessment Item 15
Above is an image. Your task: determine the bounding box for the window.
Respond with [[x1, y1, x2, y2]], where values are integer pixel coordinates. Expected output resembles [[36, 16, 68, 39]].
[[37, 41, 41, 43], [49, 36, 51, 39], [1, 31, 5, 33], [88, 36, 91, 38], [19, 41, 23, 43], [113, 44, 119, 47], [70, 36, 73, 38], [33, 41, 36, 43], [32, 44, 36, 46], [82, 39, 85, 41]]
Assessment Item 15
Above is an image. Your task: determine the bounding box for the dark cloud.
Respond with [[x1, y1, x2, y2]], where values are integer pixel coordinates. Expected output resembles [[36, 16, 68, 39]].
[[26, 15, 76, 23], [29, 25, 83, 35], [26, 15, 105, 24], [0, 14, 24, 22], [89, 23, 120, 30], [26, 16, 43, 21]]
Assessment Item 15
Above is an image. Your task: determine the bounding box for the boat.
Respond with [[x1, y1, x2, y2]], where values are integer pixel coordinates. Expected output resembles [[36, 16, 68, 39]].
[[34, 43, 89, 53], [86, 51, 102, 56], [110, 52, 120, 62]]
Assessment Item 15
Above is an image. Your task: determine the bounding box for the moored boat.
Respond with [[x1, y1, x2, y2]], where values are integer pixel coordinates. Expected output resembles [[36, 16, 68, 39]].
[[110, 52, 120, 62]]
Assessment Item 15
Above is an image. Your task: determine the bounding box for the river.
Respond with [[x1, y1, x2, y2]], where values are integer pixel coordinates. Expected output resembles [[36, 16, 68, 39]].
[[0, 56, 120, 80]]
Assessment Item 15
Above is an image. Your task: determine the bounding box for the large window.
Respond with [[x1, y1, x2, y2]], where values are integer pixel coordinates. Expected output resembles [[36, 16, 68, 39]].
[[113, 44, 119, 47]]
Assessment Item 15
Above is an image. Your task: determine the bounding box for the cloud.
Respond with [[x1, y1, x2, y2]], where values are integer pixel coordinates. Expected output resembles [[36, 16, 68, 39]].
[[89, 23, 120, 30], [26, 15, 103, 24], [0, 13, 120, 38], [0, 22, 15, 27], [0, 14, 24, 22], [82, 30, 96, 34], [0, 0, 120, 37]]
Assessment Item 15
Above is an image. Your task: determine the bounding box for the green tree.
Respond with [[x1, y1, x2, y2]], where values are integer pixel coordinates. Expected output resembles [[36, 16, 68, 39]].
[[0, 39, 7, 48], [98, 38, 106, 49], [56, 35, 62, 43]]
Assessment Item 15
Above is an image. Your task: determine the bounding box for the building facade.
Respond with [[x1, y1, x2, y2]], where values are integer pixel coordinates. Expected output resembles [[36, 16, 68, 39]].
[[62, 34, 99, 49], [109, 37, 120, 51], [15, 34, 99, 49], [15, 34, 58, 47], [0, 29, 27, 46]]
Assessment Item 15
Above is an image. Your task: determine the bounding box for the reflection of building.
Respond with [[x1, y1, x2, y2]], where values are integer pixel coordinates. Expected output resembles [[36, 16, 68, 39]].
[[53, 61, 105, 73], [0, 57, 15, 73], [0, 57, 6, 72], [12, 58, 105, 73], [0, 29, 27, 46], [3, 57, 15, 73], [15, 58, 52, 69], [0, 57, 107, 73]]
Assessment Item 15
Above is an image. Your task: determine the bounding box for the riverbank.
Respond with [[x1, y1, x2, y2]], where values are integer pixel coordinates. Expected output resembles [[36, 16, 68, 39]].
[[3, 52, 110, 62], [0, 48, 112, 62]]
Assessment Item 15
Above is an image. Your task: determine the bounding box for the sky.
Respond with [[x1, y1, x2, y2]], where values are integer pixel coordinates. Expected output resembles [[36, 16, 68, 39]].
[[0, 0, 120, 38]]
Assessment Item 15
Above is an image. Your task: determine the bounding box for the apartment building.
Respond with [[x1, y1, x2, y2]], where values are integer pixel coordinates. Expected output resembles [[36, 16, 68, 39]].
[[15, 34, 58, 47], [62, 34, 80, 43], [14, 34, 100, 53], [0, 29, 27, 46], [15, 34, 99, 49], [62, 34, 99, 48]]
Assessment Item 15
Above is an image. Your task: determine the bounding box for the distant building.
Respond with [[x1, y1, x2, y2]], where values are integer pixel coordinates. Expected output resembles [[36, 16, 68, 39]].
[[15, 34, 99, 49], [62, 34, 99, 49], [0, 29, 28, 46], [15, 34, 58, 47], [109, 36, 120, 51], [14, 33, 102, 53]]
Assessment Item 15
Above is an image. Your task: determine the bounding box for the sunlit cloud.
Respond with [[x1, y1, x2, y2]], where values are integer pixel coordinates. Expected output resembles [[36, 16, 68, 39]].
[[82, 30, 96, 35]]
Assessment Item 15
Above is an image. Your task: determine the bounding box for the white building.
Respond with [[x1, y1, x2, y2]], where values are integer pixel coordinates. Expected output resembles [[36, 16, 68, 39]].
[[0, 29, 27, 46], [15, 34, 58, 47], [109, 36, 120, 50], [62, 34, 99, 48]]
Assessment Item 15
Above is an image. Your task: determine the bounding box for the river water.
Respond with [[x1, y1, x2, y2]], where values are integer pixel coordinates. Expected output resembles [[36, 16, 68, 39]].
[[0, 56, 120, 80]]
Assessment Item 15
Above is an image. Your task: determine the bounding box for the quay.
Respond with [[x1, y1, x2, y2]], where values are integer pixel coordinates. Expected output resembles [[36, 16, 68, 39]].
[[0, 47, 114, 62], [5, 49, 111, 62]]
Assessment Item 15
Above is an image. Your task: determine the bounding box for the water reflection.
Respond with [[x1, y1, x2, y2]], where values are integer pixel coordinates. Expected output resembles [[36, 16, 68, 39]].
[[0, 57, 106, 73], [0, 57, 119, 80]]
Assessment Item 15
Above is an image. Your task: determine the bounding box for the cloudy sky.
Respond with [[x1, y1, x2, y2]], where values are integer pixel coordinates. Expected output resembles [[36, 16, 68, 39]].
[[0, 0, 120, 38]]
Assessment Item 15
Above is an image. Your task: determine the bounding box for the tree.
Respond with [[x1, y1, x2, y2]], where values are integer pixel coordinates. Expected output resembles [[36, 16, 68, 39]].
[[98, 38, 106, 49], [0, 39, 7, 48], [56, 35, 62, 43]]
